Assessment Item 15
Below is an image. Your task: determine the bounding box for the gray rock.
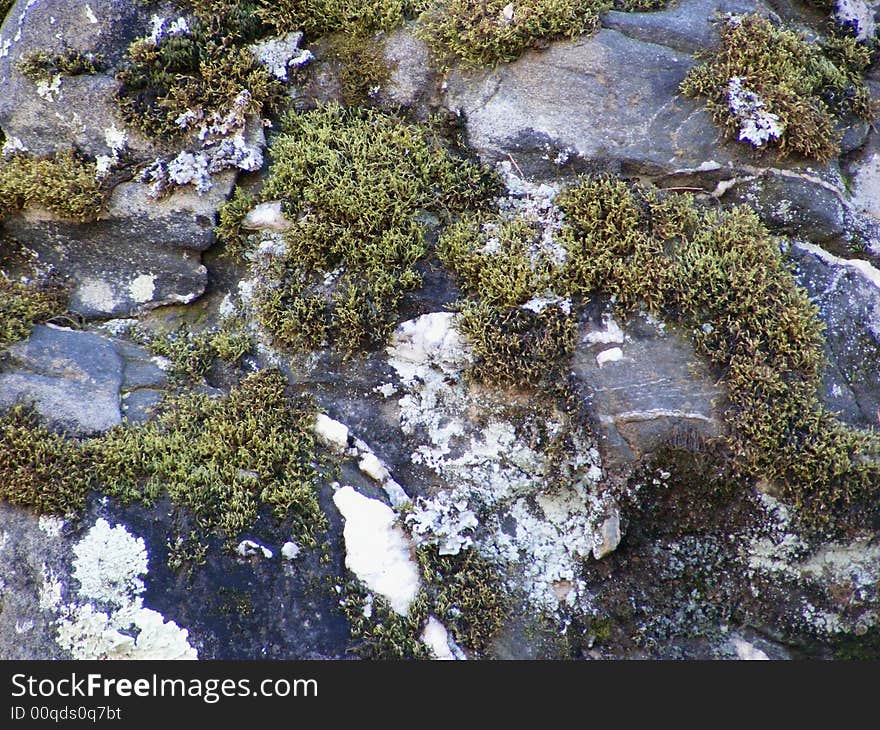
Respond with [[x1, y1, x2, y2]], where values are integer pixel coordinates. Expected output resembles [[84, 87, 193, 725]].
[[601, 0, 770, 55], [573, 312, 724, 469], [789, 241, 880, 428], [0, 174, 237, 318], [0, 0, 159, 158], [382, 24, 438, 114], [0, 325, 123, 434], [445, 29, 729, 177], [723, 172, 848, 245]]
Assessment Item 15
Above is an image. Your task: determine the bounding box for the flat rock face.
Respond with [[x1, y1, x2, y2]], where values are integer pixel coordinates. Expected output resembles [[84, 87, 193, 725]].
[[0, 0, 157, 158], [445, 29, 727, 176], [0, 325, 167, 434], [574, 313, 725, 468], [790, 242, 880, 428]]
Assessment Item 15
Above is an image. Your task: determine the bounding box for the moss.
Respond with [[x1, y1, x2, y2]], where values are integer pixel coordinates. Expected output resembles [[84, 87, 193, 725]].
[[557, 176, 880, 529], [245, 103, 496, 357], [115, 2, 284, 140], [437, 213, 575, 386], [0, 405, 91, 515], [323, 32, 392, 106], [417, 544, 506, 654], [90, 369, 327, 548], [341, 545, 506, 658], [215, 187, 256, 259], [0, 0, 13, 22], [680, 14, 876, 161], [0, 274, 68, 350], [0, 150, 108, 222], [17, 49, 105, 82], [166, 531, 209, 572], [260, 0, 426, 38], [133, 321, 253, 380], [415, 0, 606, 68]]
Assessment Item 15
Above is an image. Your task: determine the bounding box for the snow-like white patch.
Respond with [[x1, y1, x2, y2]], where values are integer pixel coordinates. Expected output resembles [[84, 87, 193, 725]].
[[52, 518, 197, 660], [242, 200, 291, 232], [250, 31, 313, 81], [358, 452, 390, 483], [583, 315, 625, 345], [596, 347, 623, 367], [521, 293, 571, 315], [731, 637, 770, 660], [727, 77, 784, 147], [128, 274, 156, 304], [148, 16, 189, 46], [332, 486, 420, 616], [314, 413, 349, 452], [236, 539, 273, 559], [281, 541, 301, 560], [421, 616, 466, 660], [2, 136, 27, 156], [84, 4, 98, 24]]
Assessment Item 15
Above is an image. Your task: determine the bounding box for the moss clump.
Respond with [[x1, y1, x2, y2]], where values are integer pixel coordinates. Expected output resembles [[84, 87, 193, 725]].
[[215, 187, 256, 259], [0, 275, 68, 350], [260, 0, 425, 37], [680, 14, 875, 161], [91, 369, 327, 547], [415, 0, 605, 68], [341, 544, 506, 658], [17, 49, 105, 82], [437, 214, 575, 386], [557, 176, 880, 528], [0, 405, 91, 515], [116, 2, 284, 139], [134, 321, 253, 380], [0, 150, 107, 222], [244, 103, 495, 356], [323, 32, 392, 106]]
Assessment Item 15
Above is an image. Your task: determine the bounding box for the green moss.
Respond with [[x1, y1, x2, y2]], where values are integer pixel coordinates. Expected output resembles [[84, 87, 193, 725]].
[[245, 102, 496, 357], [341, 544, 506, 658], [215, 187, 256, 259], [260, 0, 425, 38], [680, 14, 876, 161], [0, 405, 91, 515], [415, 0, 606, 68], [437, 213, 575, 386], [133, 321, 253, 380], [17, 49, 105, 82], [0, 150, 107, 222], [0, 275, 68, 350], [323, 32, 392, 106], [557, 176, 880, 528], [91, 369, 327, 547], [1, 0, 14, 22], [116, 2, 284, 140]]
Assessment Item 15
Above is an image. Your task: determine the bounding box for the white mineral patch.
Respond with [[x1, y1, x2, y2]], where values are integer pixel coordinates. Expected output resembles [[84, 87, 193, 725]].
[[421, 616, 464, 660], [584, 316, 625, 345], [731, 637, 770, 661], [314, 414, 350, 452], [281, 541, 301, 560], [2, 136, 27, 156], [521, 293, 571, 315], [128, 274, 156, 304], [49, 518, 197, 659], [236, 540, 273, 559], [332, 486, 420, 616], [242, 201, 292, 232], [84, 4, 98, 24], [596, 347, 623, 366], [358, 452, 390, 483]]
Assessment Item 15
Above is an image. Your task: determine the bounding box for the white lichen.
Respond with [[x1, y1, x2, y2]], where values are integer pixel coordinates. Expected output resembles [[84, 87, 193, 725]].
[[727, 77, 784, 147], [250, 31, 313, 81]]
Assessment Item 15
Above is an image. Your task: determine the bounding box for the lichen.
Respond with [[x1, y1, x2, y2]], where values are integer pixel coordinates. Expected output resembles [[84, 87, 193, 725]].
[[680, 13, 876, 161]]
